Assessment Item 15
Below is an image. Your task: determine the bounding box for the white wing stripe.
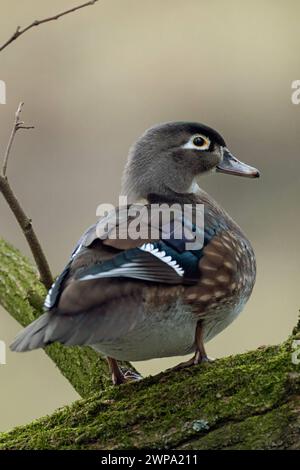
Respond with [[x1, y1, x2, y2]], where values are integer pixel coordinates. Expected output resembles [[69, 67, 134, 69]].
[[139, 243, 184, 276]]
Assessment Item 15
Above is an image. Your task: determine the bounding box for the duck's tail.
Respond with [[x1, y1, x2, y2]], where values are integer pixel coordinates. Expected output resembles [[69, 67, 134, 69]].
[[10, 313, 51, 352]]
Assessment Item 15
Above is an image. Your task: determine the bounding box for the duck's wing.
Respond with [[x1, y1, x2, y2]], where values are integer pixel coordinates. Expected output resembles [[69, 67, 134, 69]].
[[44, 205, 206, 312]]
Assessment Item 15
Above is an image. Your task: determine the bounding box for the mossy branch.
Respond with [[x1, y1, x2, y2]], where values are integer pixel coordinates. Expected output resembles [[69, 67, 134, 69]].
[[0, 340, 299, 449], [0, 238, 112, 396]]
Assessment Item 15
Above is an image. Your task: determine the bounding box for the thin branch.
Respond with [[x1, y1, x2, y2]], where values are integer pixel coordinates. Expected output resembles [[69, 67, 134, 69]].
[[0, 0, 99, 53], [0, 103, 53, 289], [2, 102, 34, 177]]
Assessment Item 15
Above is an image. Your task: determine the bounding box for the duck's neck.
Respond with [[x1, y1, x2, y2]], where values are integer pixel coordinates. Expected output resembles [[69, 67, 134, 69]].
[[121, 164, 197, 204], [145, 182, 217, 208]]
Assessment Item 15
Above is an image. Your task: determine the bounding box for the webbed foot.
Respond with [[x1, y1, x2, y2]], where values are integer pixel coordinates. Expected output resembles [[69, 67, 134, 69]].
[[107, 357, 143, 385]]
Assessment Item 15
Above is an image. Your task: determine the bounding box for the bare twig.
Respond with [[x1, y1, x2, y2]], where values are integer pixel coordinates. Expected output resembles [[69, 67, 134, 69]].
[[0, 0, 99, 53], [0, 103, 53, 289], [2, 102, 34, 176]]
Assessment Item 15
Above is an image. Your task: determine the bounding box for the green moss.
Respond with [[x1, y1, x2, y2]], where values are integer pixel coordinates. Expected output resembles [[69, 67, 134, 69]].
[[0, 340, 299, 450], [0, 239, 45, 325], [46, 344, 111, 396], [183, 404, 299, 450]]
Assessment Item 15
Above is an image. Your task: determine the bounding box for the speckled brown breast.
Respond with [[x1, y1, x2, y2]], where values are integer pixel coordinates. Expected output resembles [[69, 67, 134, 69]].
[[182, 225, 256, 343]]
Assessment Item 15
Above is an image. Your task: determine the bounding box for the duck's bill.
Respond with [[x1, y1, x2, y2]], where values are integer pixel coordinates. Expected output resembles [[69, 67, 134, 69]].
[[216, 148, 260, 178]]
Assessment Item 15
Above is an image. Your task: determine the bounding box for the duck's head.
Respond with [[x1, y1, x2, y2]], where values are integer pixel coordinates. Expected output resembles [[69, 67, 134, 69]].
[[122, 121, 260, 201]]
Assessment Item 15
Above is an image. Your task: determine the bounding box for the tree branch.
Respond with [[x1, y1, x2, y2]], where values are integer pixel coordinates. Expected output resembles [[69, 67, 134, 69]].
[[0, 103, 53, 289], [0, 0, 99, 53], [2, 102, 34, 177], [0, 338, 299, 449]]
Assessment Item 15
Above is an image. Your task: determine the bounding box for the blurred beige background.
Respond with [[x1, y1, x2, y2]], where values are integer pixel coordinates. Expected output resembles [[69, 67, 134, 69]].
[[0, 0, 300, 432]]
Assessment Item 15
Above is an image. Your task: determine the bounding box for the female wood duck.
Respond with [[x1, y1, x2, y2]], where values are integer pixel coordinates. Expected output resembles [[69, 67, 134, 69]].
[[11, 122, 259, 385]]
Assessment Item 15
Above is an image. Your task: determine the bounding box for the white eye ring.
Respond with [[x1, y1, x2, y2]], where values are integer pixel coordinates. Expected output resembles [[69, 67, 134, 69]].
[[182, 134, 211, 151]]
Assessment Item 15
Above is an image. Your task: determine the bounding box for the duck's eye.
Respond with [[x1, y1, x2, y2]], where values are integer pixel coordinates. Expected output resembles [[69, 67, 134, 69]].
[[182, 134, 210, 151], [193, 136, 206, 147]]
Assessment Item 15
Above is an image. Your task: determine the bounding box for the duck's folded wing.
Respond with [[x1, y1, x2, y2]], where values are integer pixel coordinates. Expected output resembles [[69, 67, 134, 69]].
[[11, 240, 191, 350], [44, 205, 205, 311], [10, 214, 241, 352], [76, 243, 186, 283]]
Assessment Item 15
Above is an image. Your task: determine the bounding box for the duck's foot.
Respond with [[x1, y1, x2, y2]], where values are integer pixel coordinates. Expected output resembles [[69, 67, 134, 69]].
[[168, 321, 215, 372], [194, 351, 215, 364], [107, 357, 142, 385], [122, 368, 143, 382], [167, 353, 214, 372], [167, 356, 196, 371]]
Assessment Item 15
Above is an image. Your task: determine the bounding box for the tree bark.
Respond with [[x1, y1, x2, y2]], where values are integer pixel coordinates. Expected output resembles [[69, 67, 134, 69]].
[[0, 339, 299, 449]]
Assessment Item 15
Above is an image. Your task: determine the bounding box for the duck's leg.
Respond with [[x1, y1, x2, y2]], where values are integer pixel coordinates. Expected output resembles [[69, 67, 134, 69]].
[[106, 357, 143, 385], [107, 357, 124, 385], [193, 321, 213, 364], [168, 322, 214, 371]]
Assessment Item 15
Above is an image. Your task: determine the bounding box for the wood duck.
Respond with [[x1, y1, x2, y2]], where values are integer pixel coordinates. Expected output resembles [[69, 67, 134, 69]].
[[11, 122, 259, 385]]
